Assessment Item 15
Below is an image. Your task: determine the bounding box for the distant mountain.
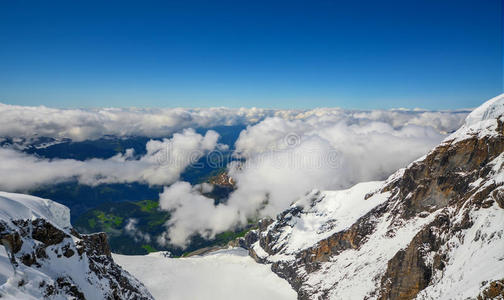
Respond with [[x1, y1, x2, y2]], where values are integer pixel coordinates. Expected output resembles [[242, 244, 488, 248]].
[[233, 95, 504, 299], [3, 125, 245, 160]]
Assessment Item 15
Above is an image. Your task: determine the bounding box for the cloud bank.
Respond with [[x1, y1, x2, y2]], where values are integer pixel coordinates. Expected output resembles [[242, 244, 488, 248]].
[[0, 102, 468, 141], [0, 103, 276, 141], [0, 129, 220, 191]]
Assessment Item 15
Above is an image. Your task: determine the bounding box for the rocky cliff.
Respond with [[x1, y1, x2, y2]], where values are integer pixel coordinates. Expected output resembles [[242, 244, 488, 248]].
[[238, 94, 504, 299], [0, 192, 153, 300]]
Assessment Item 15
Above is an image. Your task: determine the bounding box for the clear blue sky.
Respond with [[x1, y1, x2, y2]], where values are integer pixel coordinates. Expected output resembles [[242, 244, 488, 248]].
[[0, 0, 502, 109]]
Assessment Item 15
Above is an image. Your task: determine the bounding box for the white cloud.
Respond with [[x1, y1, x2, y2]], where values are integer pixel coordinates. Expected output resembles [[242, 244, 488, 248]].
[[124, 218, 152, 243], [0, 103, 278, 141], [228, 116, 446, 215], [0, 129, 220, 191], [158, 182, 239, 248]]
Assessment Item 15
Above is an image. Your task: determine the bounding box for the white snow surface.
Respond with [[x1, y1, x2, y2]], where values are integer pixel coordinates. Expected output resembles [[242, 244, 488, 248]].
[[254, 182, 390, 262], [447, 93, 504, 142], [0, 191, 71, 229], [465, 93, 504, 126], [114, 248, 297, 300]]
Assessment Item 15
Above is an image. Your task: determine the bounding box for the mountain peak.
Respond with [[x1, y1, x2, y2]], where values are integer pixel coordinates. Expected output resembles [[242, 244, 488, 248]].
[[465, 93, 504, 126], [447, 93, 504, 142]]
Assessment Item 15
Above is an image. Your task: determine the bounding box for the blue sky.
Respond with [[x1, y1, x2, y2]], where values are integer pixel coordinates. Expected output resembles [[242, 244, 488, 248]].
[[0, 0, 501, 109]]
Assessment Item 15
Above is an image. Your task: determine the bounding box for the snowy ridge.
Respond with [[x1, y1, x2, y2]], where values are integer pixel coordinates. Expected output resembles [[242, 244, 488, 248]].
[[415, 152, 504, 299], [251, 182, 389, 262], [465, 93, 504, 126], [0, 192, 153, 300], [447, 93, 504, 142], [0, 192, 70, 229]]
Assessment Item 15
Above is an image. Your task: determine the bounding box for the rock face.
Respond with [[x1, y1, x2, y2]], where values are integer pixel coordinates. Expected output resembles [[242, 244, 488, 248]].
[[0, 193, 153, 300], [208, 171, 236, 188], [238, 94, 504, 299]]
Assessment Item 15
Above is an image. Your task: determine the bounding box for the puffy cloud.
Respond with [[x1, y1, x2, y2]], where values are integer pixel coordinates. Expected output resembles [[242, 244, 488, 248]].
[[228, 136, 341, 217], [228, 117, 446, 214], [157, 182, 239, 248], [0, 129, 220, 191], [124, 218, 152, 243], [195, 182, 214, 194]]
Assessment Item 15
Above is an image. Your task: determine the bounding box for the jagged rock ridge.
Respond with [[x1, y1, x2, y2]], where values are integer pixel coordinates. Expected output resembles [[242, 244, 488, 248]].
[[0, 192, 153, 300], [237, 94, 504, 299]]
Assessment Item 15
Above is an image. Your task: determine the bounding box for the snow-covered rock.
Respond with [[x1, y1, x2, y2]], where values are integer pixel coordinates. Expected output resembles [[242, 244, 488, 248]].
[[0, 192, 153, 300], [0, 192, 71, 229], [448, 93, 504, 142]]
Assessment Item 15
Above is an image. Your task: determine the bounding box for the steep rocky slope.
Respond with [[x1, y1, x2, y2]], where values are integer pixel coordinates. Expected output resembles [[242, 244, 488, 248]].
[[0, 192, 153, 300], [238, 94, 504, 299]]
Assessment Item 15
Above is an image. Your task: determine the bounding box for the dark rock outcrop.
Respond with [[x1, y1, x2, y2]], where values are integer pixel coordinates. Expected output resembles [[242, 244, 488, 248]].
[[0, 217, 153, 300]]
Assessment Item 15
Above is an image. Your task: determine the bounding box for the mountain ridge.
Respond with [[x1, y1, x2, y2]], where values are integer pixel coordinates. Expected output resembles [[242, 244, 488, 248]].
[[235, 94, 504, 299]]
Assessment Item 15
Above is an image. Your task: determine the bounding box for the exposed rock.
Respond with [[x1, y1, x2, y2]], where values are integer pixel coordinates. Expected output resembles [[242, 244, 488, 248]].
[[208, 171, 236, 188], [377, 212, 450, 300], [478, 279, 504, 299], [0, 216, 153, 299]]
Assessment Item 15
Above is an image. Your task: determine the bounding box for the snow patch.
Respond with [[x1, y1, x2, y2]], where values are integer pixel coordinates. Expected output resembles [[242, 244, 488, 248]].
[[447, 93, 504, 142], [262, 181, 389, 259], [114, 248, 296, 300], [0, 192, 70, 229]]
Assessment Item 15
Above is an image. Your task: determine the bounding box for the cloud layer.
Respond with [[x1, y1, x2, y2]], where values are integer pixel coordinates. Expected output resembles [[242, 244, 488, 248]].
[[0, 129, 220, 191], [0, 103, 276, 141], [0, 102, 468, 141]]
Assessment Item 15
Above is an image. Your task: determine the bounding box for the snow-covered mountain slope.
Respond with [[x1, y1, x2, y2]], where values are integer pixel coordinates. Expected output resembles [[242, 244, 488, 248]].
[[114, 248, 296, 300], [236, 94, 504, 300], [0, 192, 153, 299]]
